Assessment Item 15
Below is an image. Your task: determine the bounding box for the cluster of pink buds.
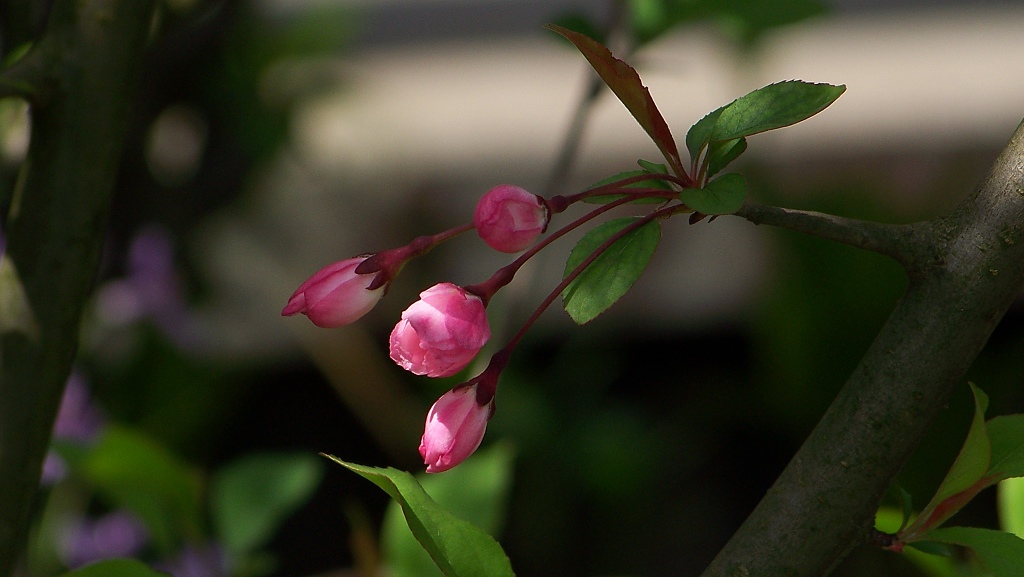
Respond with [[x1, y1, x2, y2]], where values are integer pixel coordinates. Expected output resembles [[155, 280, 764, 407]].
[[284, 175, 688, 472]]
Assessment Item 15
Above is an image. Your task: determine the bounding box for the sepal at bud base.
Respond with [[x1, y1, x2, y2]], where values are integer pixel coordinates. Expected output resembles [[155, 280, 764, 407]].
[[419, 384, 494, 473], [282, 256, 385, 328]]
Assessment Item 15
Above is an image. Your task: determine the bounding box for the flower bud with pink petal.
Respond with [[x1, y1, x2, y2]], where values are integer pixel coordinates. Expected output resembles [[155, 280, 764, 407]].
[[390, 283, 490, 377], [282, 256, 384, 328], [474, 184, 549, 253], [419, 384, 494, 473]]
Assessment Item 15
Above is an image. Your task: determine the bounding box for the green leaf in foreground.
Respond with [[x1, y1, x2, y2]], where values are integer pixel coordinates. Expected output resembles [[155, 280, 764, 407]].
[[679, 173, 747, 215], [562, 217, 661, 325], [323, 455, 515, 577], [927, 527, 1024, 577], [711, 80, 845, 143], [211, 452, 325, 555], [383, 444, 514, 577], [57, 559, 168, 577]]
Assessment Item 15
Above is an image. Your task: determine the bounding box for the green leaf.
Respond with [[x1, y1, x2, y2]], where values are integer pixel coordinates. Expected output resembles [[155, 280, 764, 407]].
[[57, 559, 168, 577], [927, 527, 1024, 577], [999, 477, 1024, 539], [383, 444, 514, 577], [637, 158, 669, 176], [706, 137, 747, 178], [211, 452, 325, 555], [988, 415, 1024, 480], [1000, 477, 1024, 541], [930, 384, 992, 506], [679, 173, 747, 215], [546, 24, 685, 176], [79, 426, 203, 552], [710, 80, 845, 143], [685, 105, 725, 165], [562, 217, 661, 324], [323, 456, 515, 577]]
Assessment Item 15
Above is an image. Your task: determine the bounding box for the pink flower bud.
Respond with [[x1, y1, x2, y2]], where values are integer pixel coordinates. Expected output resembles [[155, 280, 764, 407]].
[[419, 384, 493, 473], [282, 257, 384, 328], [474, 184, 549, 253], [390, 283, 490, 377]]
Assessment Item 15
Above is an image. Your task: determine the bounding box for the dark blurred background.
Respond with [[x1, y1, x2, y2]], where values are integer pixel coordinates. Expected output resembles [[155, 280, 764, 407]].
[[4, 0, 1024, 576]]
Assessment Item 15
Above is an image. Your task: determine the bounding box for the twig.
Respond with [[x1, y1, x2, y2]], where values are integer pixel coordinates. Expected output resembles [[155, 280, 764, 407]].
[[735, 201, 935, 274]]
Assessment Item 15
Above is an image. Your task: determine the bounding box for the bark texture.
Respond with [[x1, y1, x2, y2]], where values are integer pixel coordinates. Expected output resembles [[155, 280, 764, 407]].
[[703, 119, 1024, 577]]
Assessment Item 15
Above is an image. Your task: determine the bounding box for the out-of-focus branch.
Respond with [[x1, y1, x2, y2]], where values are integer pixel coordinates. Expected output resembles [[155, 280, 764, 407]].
[[702, 118, 1024, 577], [0, 1, 155, 574]]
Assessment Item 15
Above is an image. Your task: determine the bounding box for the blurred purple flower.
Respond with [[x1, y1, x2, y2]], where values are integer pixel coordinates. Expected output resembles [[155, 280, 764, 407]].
[[156, 543, 228, 577], [58, 510, 149, 568], [96, 225, 197, 348], [42, 373, 106, 485]]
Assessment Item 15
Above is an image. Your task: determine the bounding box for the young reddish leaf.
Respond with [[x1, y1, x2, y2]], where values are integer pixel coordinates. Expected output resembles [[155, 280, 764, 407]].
[[546, 24, 686, 178]]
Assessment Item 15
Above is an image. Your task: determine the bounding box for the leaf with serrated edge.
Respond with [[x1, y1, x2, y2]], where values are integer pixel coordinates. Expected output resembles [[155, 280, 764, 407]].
[[547, 25, 684, 176], [323, 456, 515, 577], [711, 80, 845, 142], [562, 218, 660, 324], [679, 173, 747, 215], [927, 527, 1024, 577]]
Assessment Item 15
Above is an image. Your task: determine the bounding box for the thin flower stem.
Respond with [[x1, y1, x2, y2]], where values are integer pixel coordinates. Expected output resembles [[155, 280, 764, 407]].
[[466, 190, 670, 303], [503, 202, 687, 352]]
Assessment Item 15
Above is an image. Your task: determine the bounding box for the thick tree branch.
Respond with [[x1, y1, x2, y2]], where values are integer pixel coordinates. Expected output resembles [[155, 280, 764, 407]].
[[702, 118, 1024, 577], [734, 201, 934, 274], [0, 1, 155, 574]]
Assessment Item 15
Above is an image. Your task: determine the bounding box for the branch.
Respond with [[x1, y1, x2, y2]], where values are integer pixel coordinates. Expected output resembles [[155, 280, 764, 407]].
[[0, 1, 155, 574], [701, 118, 1024, 577], [734, 201, 933, 273]]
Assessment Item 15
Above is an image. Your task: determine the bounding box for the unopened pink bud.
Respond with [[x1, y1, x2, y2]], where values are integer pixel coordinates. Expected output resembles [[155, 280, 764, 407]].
[[419, 385, 493, 473], [474, 185, 549, 253], [389, 283, 490, 377], [282, 257, 384, 328]]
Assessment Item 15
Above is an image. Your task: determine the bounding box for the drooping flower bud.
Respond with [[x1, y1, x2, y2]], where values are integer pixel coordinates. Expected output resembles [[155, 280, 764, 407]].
[[474, 184, 549, 253], [419, 384, 494, 473], [282, 256, 384, 328], [389, 283, 489, 377]]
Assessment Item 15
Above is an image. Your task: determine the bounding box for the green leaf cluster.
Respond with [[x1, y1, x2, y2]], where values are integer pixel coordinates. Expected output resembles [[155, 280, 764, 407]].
[[884, 384, 1024, 577]]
